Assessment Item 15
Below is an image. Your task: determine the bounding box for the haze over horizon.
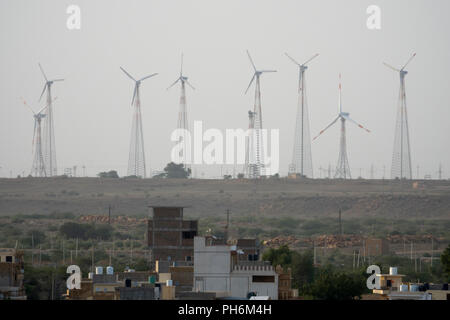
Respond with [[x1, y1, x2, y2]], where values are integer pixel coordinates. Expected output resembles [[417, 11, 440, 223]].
[[1, 0, 449, 179]]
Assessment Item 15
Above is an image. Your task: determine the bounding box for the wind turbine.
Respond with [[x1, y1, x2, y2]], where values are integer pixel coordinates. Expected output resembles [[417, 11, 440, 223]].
[[285, 52, 319, 178], [244, 50, 276, 179], [383, 53, 416, 180], [313, 75, 370, 179], [21, 98, 53, 177], [120, 66, 158, 178], [38, 63, 63, 177], [167, 53, 195, 168]]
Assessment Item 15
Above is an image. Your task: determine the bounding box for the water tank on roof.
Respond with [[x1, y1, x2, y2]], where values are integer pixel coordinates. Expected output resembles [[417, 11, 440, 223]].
[[389, 267, 397, 275], [166, 280, 173, 286], [106, 266, 114, 275], [95, 266, 103, 275], [399, 284, 408, 292], [410, 284, 419, 292], [88, 272, 94, 279]]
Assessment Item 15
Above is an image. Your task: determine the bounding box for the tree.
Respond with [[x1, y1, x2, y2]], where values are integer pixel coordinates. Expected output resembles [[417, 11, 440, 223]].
[[237, 173, 245, 179], [291, 250, 315, 289], [305, 268, 366, 300], [97, 170, 119, 178], [163, 162, 191, 179], [262, 245, 293, 267], [441, 244, 450, 281]]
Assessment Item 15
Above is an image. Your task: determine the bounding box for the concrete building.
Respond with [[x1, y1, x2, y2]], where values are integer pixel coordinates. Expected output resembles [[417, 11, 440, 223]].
[[193, 236, 278, 299], [0, 248, 26, 300], [148, 206, 198, 263], [276, 265, 298, 300], [371, 267, 449, 300]]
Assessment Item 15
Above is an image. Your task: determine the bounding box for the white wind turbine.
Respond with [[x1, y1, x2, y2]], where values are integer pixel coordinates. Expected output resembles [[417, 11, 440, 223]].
[[285, 52, 319, 178], [313, 75, 371, 179], [21, 97, 55, 177], [383, 53, 416, 180], [244, 50, 276, 179], [38, 63, 64, 177], [120, 67, 158, 178], [167, 53, 195, 168]]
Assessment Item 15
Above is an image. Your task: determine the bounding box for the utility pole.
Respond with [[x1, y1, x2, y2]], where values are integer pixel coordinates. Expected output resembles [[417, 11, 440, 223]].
[[31, 233, 34, 266], [76, 238, 78, 258], [410, 241, 413, 261], [108, 205, 112, 224], [224, 209, 231, 244], [431, 237, 434, 267]]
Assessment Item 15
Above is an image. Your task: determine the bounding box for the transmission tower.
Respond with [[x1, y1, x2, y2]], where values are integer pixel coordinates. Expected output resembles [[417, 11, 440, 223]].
[[285, 53, 318, 178], [120, 67, 158, 178], [384, 53, 416, 179]]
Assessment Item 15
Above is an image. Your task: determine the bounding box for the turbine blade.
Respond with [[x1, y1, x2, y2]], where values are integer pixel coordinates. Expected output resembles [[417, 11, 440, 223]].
[[342, 115, 371, 133], [21, 97, 35, 115], [39, 84, 47, 101], [167, 78, 180, 90], [36, 104, 49, 115], [38, 63, 48, 82], [302, 53, 319, 66], [180, 53, 184, 76], [186, 80, 196, 90], [285, 52, 300, 66], [139, 73, 158, 82], [401, 53, 416, 71], [383, 62, 400, 72], [52, 79, 65, 82], [120, 67, 136, 81], [131, 85, 137, 105], [32, 120, 37, 149], [246, 50, 257, 71], [245, 74, 256, 95], [312, 116, 340, 141], [260, 70, 277, 73]]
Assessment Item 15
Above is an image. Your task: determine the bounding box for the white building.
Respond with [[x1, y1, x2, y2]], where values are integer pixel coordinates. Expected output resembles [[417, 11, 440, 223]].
[[193, 237, 278, 299]]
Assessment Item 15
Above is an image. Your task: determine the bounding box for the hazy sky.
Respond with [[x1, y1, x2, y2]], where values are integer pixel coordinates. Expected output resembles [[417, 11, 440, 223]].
[[1, 0, 449, 178]]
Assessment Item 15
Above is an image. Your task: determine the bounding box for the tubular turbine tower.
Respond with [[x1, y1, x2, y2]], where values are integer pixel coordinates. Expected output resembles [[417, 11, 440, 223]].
[[285, 52, 319, 178], [120, 67, 158, 178], [383, 53, 416, 180], [244, 50, 276, 179]]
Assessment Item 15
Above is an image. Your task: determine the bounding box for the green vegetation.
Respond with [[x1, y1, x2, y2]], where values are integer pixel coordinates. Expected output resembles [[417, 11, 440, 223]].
[[156, 162, 191, 179], [97, 170, 119, 178], [441, 244, 450, 281], [59, 222, 113, 240], [304, 268, 366, 300], [262, 245, 365, 299]]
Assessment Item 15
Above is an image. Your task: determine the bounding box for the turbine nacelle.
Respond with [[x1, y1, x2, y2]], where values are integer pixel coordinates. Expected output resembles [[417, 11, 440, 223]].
[[38, 63, 64, 101], [383, 53, 416, 78], [120, 66, 158, 105], [245, 50, 276, 94]]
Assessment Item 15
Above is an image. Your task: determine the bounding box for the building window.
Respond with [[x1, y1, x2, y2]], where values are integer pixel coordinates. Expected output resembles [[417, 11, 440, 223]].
[[185, 256, 192, 262], [5, 256, 13, 262], [182, 231, 197, 239], [252, 276, 275, 283]]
